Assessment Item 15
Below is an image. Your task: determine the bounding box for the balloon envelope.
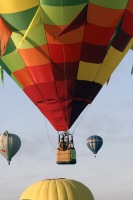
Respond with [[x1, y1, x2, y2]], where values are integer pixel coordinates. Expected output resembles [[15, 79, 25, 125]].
[[0, 1, 133, 131], [0, 131, 21, 164], [86, 135, 103, 155], [19, 178, 94, 200]]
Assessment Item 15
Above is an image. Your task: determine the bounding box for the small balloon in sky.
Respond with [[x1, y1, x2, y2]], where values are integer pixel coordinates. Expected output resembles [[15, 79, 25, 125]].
[[0, 130, 21, 164]]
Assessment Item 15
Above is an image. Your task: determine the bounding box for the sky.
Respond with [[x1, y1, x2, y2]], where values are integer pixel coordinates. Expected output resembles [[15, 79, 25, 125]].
[[0, 50, 133, 200]]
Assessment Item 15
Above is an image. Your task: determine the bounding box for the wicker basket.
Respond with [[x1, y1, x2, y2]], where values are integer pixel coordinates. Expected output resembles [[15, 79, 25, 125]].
[[56, 148, 76, 164]]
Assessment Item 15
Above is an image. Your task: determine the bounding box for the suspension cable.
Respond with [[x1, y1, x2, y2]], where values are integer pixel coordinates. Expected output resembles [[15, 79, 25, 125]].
[[61, 0, 69, 130], [44, 117, 56, 150], [71, 104, 91, 135]]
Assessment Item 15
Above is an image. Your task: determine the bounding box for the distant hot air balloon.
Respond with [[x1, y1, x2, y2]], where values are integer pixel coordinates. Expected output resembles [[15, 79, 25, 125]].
[[86, 135, 103, 157], [0, 130, 21, 164], [19, 178, 94, 200]]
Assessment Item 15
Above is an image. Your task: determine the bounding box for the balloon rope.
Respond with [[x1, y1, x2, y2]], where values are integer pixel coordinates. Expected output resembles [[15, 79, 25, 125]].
[[44, 117, 56, 150], [61, 1, 69, 130], [62, 46, 69, 130], [72, 104, 90, 135]]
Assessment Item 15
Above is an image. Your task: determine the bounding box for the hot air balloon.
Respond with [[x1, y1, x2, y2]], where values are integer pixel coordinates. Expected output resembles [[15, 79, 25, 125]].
[[0, 130, 21, 164], [0, 1, 133, 163], [86, 135, 103, 157], [19, 178, 94, 200]]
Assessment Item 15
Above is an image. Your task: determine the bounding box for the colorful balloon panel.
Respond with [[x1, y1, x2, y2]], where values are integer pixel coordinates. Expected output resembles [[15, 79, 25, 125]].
[[0, 1, 133, 131]]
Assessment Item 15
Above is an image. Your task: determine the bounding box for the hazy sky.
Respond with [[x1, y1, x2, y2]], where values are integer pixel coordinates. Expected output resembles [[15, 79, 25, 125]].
[[0, 50, 133, 200]]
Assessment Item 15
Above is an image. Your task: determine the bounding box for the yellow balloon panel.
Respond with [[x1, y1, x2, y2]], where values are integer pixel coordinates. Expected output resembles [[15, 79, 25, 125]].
[[0, 0, 39, 13], [77, 61, 101, 82]]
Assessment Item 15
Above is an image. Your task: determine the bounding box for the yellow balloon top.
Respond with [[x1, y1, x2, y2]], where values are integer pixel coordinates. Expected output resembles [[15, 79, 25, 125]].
[[19, 178, 94, 200]]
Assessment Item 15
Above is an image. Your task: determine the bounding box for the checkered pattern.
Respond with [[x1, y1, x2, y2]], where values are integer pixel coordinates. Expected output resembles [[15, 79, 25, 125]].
[[1, 1, 133, 131]]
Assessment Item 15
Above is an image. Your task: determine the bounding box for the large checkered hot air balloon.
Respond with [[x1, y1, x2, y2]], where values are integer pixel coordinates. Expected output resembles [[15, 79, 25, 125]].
[[0, 0, 133, 132]]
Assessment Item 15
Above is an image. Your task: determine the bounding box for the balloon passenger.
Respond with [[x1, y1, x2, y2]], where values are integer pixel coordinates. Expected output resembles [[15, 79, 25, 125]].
[[58, 133, 74, 151], [58, 135, 69, 151], [56, 133, 76, 164]]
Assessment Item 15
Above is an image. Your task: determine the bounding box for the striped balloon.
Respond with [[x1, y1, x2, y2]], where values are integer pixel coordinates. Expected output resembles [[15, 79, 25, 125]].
[[86, 135, 103, 155]]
